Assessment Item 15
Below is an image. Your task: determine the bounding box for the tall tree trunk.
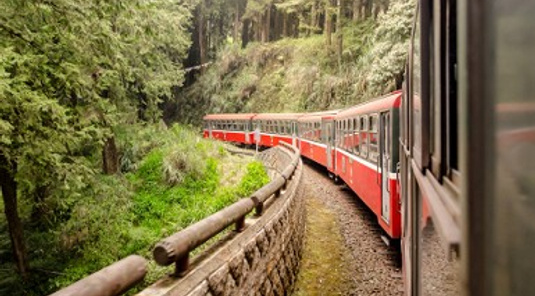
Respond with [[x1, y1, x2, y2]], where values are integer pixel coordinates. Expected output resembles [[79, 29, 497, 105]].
[[255, 14, 262, 42], [0, 156, 29, 278], [310, 2, 317, 34], [282, 12, 288, 37], [266, 5, 271, 41], [364, 0, 372, 18], [294, 13, 300, 38], [272, 9, 280, 40], [352, 0, 359, 21], [324, 0, 333, 47], [242, 18, 250, 48], [198, 7, 207, 74], [261, 6, 271, 42], [372, 1, 379, 19], [336, 0, 344, 72], [233, 0, 240, 43], [102, 136, 118, 174]]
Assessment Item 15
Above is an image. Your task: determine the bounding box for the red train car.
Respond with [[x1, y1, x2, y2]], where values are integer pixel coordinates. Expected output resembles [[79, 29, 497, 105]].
[[333, 91, 402, 239], [298, 111, 339, 172], [251, 113, 303, 147], [203, 113, 256, 144]]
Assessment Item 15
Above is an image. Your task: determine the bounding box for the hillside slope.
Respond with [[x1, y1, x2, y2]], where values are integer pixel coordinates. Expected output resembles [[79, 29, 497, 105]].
[[186, 0, 415, 119]]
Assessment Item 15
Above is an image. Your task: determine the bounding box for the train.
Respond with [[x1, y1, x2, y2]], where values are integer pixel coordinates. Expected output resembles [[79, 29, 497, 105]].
[[203, 0, 535, 295], [204, 92, 402, 240]]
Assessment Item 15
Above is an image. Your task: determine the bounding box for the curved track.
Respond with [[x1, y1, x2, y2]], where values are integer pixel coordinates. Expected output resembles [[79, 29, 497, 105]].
[[298, 161, 403, 295]]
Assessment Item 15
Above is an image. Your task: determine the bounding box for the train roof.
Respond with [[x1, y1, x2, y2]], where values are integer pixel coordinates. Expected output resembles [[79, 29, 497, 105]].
[[298, 110, 341, 122], [253, 113, 304, 120], [203, 113, 257, 120], [335, 91, 402, 119]]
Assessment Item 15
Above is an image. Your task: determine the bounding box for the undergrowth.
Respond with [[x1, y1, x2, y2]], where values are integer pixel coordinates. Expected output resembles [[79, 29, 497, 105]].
[[0, 124, 269, 296], [186, 0, 415, 120]]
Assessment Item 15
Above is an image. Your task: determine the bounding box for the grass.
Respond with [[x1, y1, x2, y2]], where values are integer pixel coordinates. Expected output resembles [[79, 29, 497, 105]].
[[0, 124, 269, 296]]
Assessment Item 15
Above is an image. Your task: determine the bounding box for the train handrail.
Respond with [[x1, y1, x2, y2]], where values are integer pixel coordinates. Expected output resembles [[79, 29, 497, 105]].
[[152, 142, 300, 275]]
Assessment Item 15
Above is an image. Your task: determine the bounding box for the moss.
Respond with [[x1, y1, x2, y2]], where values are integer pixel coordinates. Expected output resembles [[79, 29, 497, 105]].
[[293, 197, 353, 295]]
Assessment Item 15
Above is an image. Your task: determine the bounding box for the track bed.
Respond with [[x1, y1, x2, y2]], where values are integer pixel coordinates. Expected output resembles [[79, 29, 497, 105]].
[[294, 162, 403, 295]]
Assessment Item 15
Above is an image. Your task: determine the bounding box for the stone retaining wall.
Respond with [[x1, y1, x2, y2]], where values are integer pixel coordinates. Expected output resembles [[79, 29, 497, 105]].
[[138, 146, 305, 296]]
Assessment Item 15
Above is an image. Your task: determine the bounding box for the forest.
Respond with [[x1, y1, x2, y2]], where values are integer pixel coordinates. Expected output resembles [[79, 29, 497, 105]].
[[0, 0, 413, 294]]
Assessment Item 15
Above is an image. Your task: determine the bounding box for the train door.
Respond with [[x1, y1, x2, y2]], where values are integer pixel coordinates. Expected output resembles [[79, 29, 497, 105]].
[[381, 112, 391, 222], [323, 118, 335, 171]]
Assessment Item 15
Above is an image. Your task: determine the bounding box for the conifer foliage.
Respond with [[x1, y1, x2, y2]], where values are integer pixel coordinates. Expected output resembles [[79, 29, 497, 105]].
[[0, 0, 191, 280]]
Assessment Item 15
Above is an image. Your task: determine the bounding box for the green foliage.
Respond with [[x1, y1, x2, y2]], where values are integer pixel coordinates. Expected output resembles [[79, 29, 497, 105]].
[[0, 124, 269, 295], [0, 0, 193, 229], [188, 0, 415, 113], [236, 161, 270, 197]]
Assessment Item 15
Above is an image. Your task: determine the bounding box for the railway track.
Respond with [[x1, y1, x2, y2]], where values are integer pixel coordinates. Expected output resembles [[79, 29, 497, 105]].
[[300, 160, 403, 295]]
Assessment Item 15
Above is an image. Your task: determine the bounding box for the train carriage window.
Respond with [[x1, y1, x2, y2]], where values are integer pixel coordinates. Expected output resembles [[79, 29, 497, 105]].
[[318, 121, 322, 141], [348, 118, 354, 151], [361, 115, 369, 157], [353, 117, 360, 155], [339, 120, 342, 148], [348, 119, 352, 150], [369, 114, 379, 163], [339, 120, 343, 148], [286, 121, 290, 135], [342, 120, 346, 149], [335, 120, 342, 147], [316, 121, 320, 141], [341, 120, 345, 149]]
